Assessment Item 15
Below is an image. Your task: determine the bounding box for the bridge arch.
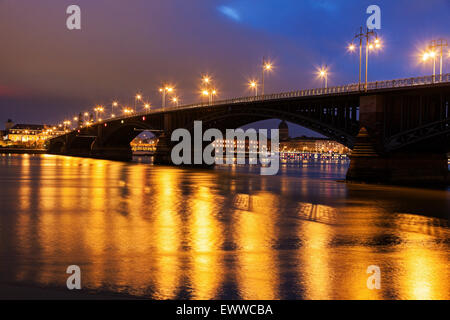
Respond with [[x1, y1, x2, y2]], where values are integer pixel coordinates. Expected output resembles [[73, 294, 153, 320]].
[[184, 107, 357, 148], [101, 120, 156, 148]]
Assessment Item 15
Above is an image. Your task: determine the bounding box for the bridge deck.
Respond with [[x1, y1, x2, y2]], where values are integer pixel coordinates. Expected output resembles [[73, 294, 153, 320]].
[[107, 73, 450, 120]]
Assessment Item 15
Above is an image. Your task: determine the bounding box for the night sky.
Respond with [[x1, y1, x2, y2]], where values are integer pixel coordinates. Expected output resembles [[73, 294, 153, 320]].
[[0, 0, 449, 136]]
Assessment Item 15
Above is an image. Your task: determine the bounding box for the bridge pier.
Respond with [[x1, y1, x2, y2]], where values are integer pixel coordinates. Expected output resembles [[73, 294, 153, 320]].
[[346, 128, 448, 184], [347, 152, 448, 185], [346, 95, 449, 185], [153, 134, 173, 165]]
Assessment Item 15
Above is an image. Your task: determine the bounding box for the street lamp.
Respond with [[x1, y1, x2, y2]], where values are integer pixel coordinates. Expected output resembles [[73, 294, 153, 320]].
[[112, 101, 118, 118], [423, 39, 448, 82], [318, 66, 328, 89], [63, 120, 72, 131], [422, 50, 437, 82], [144, 103, 151, 111], [201, 75, 217, 104], [94, 106, 104, 121], [261, 57, 273, 96], [201, 88, 216, 105], [134, 94, 142, 113], [202, 76, 210, 85], [349, 27, 382, 91], [159, 86, 174, 108], [172, 97, 179, 106], [249, 80, 258, 96], [123, 107, 133, 115]]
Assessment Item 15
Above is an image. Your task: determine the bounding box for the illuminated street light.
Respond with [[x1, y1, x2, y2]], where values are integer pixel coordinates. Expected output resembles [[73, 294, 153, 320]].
[[159, 86, 174, 108], [134, 94, 142, 113], [63, 120, 72, 131], [249, 80, 258, 96], [261, 57, 273, 96], [201, 75, 217, 104], [123, 107, 133, 115], [422, 50, 437, 82], [94, 106, 104, 121], [201, 89, 216, 104], [423, 39, 448, 82], [172, 97, 179, 106], [144, 103, 151, 111], [112, 101, 118, 118], [202, 76, 210, 84], [317, 66, 328, 89], [349, 27, 382, 91]]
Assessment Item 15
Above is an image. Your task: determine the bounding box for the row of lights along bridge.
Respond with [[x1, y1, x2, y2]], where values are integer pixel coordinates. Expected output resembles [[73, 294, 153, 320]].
[[60, 32, 449, 131]]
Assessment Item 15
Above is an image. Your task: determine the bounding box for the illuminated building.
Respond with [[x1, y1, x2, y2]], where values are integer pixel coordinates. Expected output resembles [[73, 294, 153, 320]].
[[280, 136, 350, 154], [3, 123, 65, 148]]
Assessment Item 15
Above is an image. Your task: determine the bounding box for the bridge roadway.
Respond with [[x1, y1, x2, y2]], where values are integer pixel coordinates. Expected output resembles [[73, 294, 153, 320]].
[[49, 74, 450, 185]]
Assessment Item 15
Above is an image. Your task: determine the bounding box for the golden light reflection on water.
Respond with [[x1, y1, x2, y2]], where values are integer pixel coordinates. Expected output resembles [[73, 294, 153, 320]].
[[187, 183, 224, 300], [298, 204, 333, 300], [151, 169, 182, 299], [234, 193, 279, 300], [1, 155, 449, 300]]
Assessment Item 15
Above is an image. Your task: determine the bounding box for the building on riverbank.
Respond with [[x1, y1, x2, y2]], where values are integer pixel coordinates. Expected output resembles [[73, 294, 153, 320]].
[[279, 136, 350, 154], [2, 121, 65, 148]]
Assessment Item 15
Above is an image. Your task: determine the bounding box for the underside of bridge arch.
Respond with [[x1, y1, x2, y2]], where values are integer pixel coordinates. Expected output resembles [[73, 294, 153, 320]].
[[184, 107, 357, 148], [88, 121, 156, 161], [101, 121, 154, 148]]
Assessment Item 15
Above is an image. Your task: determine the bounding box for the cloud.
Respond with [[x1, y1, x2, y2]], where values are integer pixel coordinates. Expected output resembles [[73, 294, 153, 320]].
[[308, 0, 338, 13], [218, 5, 241, 21]]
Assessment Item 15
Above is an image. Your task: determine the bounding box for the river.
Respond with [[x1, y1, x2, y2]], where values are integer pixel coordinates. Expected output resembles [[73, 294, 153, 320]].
[[0, 154, 448, 299]]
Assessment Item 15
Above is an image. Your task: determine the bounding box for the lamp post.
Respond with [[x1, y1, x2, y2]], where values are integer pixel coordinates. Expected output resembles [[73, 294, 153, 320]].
[[425, 39, 448, 82], [159, 86, 173, 108], [423, 51, 437, 82], [172, 97, 179, 107], [249, 81, 258, 96], [94, 106, 103, 121], [349, 27, 382, 91], [318, 66, 328, 89], [134, 94, 142, 113], [202, 90, 215, 104], [112, 101, 118, 118], [123, 107, 132, 115], [201, 76, 216, 104], [261, 57, 273, 96]]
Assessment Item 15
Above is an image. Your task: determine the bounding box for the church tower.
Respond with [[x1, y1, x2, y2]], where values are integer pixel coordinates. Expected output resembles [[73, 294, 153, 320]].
[[278, 120, 289, 141]]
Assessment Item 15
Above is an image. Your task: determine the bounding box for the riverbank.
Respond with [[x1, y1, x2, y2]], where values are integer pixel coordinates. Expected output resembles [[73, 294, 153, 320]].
[[0, 283, 139, 300], [0, 148, 46, 154]]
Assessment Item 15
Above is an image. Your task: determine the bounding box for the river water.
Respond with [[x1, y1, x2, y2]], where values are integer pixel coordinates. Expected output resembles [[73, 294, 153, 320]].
[[0, 154, 448, 299]]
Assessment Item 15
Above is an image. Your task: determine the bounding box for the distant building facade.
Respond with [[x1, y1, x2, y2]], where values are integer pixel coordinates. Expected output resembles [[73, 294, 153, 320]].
[[2, 122, 64, 148], [280, 136, 350, 154]]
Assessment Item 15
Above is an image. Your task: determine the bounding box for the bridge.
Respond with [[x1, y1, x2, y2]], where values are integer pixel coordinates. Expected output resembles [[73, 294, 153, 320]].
[[48, 74, 450, 184]]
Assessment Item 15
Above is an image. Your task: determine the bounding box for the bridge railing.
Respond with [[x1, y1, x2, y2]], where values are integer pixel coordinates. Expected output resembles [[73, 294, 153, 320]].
[[155, 73, 450, 113], [75, 73, 450, 127]]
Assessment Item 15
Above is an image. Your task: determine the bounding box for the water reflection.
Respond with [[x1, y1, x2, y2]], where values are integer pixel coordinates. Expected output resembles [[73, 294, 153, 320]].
[[0, 154, 448, 300]]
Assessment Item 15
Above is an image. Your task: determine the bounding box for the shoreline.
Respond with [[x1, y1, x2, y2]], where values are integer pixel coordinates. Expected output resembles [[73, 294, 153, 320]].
[[0, 148, 46, 154], [0, 282, 140, 300]]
